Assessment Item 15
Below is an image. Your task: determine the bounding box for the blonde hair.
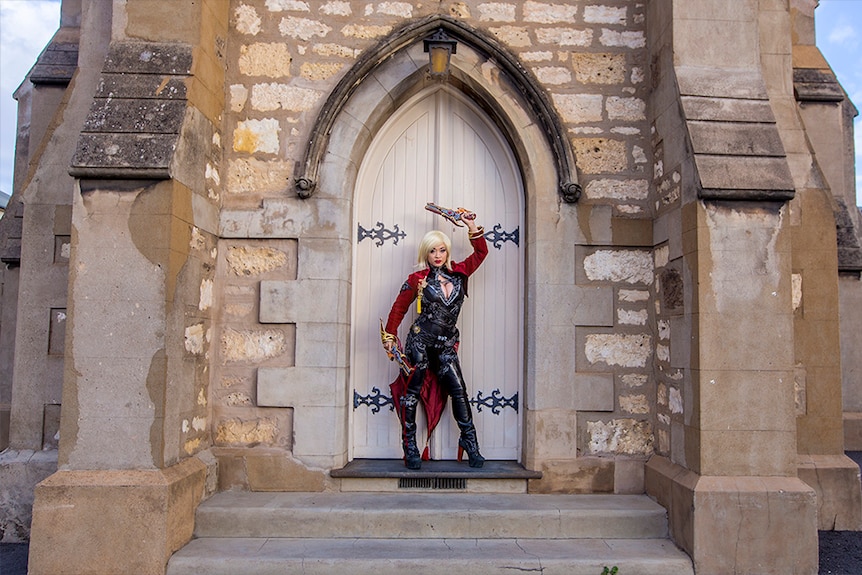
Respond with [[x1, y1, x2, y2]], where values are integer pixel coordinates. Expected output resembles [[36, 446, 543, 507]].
[[417, 230, 452, 270]]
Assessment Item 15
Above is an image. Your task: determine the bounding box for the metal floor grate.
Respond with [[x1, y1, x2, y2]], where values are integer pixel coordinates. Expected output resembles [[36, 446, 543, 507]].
[[398, 477, 467, 490]]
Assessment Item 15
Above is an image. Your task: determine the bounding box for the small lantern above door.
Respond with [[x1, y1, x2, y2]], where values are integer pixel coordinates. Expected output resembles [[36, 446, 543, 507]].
[[423, 29, 457, 79]]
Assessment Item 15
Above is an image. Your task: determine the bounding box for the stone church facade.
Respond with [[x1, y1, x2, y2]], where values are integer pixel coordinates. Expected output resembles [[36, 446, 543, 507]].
[[1, 0, 860, 573]]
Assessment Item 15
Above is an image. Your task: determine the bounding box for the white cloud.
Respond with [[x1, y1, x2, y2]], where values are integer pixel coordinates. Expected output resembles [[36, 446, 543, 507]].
[[828, 23, 859, 47], [0, 0, 61, 196]]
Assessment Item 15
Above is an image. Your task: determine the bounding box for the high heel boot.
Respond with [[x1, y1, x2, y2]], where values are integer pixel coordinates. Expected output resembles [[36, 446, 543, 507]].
[[401, 394, 421, 469], [449, 378, 484, 468]]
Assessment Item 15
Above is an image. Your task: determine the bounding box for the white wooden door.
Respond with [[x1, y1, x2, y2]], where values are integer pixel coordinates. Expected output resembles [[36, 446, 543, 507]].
[[351, 87, 524, 461]]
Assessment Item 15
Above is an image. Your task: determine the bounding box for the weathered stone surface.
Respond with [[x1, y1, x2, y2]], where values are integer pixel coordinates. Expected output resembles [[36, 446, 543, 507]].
[[552, 94, 603, 123], [95, 73, 188, 100], [102, 42, 193, 75], [572, 138, 628, 173], [587, 418, 653, 455], [571, 53, 627, 84], [583, 249, 654, 284], [524, 1, 578, 23], [688, 120, 786, 156], [82, 98, 188, 133], [234, 4, 262, 35], [220, 328, 286, 363], [226, 158, 294, 194], [585, 333, 652, 368], [478, 3, 515, 22], [72, 133, 177, 174], [250, 83, 321, 111], [0, 450, 57, 542], [215, 417, 280, 445], [584, 5, 627, 25], [606, 96, 645, 121], [584, 178, 648, 200], [535, 27, 592, 46], [238, 43, 292, 77], [226, 245, 288, 276], [233, 118, 281, 154]]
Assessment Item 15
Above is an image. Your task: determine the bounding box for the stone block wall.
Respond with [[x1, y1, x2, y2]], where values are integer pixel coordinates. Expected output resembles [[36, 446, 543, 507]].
[[212, 0, 660, 492]]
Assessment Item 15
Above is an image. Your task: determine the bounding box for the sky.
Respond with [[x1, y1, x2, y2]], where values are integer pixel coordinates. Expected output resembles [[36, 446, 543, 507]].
[[0, 0, 860, 205]]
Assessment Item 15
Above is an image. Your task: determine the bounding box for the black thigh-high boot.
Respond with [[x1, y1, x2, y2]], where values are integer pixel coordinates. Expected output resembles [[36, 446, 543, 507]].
[[400, 393, 421, 469], [442, 361, 484, 468]]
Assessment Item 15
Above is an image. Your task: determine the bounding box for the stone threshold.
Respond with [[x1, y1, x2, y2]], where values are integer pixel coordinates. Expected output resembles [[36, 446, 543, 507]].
[[330, 459, 542, 479]]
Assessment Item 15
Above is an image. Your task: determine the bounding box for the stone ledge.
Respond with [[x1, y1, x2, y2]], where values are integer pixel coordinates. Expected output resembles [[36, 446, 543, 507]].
[[330, 458, 541, 479]]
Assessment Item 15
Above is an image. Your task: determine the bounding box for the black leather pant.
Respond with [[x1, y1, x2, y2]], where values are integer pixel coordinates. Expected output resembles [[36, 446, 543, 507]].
[[401, 323, 480, 459]]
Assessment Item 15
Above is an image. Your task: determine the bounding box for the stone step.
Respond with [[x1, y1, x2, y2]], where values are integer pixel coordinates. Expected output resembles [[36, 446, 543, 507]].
[[167, 537, 694, 575], [193, 492, 670, 540]]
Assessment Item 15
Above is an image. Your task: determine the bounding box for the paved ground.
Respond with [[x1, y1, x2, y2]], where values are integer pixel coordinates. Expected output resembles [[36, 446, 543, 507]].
[[3, 452, 861, 575]]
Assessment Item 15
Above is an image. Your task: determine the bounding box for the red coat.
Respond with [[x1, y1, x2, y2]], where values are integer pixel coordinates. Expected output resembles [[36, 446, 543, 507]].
[[385, 235, 488, 458]]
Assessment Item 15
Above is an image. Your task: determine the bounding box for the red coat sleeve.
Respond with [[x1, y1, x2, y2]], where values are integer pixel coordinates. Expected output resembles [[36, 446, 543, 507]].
[[385, 274, 418, 335], [453, 234, 488, 277]]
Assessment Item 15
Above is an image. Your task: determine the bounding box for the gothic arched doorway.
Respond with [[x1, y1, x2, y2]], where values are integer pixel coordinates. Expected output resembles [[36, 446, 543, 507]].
[[350, 86, 524, 461]]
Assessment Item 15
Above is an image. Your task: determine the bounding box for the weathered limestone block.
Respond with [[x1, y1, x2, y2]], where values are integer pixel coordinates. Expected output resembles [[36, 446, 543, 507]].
[[234, 5, 262, 35], [238, 43, 292, 77], [341, 24, 391, 39], [226, 245, 289, 276], [572, 138, 628, 173], [374, 2, 413, 17], [278, 16, 331, 41], [531, 457, 615, 494], [300, 61, 344, 81], [620, 394, 649, 414], [226, 158, 293, 194], [478, 3, 515, 22], [585, 333, 652, 368], [585, 178, 649, 200], [535, 67, 572, 85], [251, 83, 321, 112], [524, 1, 578, 23], [583, 249, 654, 284], [571, 53, 627, 84], [215, 416, 280, 446], [599, 29, 645, 48], [587, 418, 653, 455], [489, 25, 532, 47], [312, 43, 360, 58], [535, 27, 593, 46], [584, 5, 627, 24], [552, 94, 603, 123], [265, 0, 311, 12], [233, 118, 280, 154], [798, 454, 862, 530], [320, 2, 352, 17], [606, 96, 646, 121], [220, 328, 286, 363]]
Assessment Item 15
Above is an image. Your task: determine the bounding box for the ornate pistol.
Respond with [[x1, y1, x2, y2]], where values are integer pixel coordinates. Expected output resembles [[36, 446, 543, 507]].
[[425, 202, 476, 227], [379, 319, 414, 376]]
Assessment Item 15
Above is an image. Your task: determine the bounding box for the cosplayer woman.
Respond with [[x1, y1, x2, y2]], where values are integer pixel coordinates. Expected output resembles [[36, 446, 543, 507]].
[[381, 211, 488, 469]]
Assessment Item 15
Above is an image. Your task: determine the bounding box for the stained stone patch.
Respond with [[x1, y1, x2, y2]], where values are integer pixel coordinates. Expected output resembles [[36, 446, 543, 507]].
[[587, 419, 653, 455], [585, 333, 652, 368]]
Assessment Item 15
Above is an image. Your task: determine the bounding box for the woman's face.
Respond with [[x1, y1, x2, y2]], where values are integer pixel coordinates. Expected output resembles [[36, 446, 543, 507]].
[[427, 243, 448, 268]]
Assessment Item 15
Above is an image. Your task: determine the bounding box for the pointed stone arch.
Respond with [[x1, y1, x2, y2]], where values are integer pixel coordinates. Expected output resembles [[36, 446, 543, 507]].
[[294, 15, 581, 203]]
